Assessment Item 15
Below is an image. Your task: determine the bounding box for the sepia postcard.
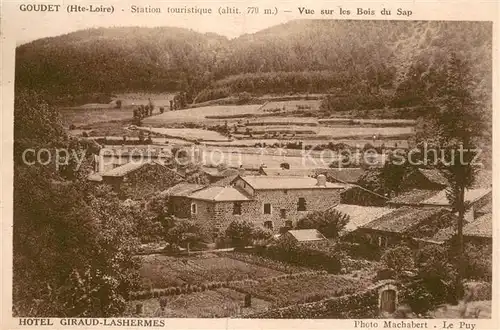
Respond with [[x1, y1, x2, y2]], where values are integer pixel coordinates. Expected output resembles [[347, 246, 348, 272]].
[[0, 0, 498, 329]]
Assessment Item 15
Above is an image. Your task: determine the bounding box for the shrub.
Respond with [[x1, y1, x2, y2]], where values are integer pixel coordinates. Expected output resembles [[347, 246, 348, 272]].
[[381, 246, 415, 273], [226, 220, 254, 247], [296, 209, 349, 239]]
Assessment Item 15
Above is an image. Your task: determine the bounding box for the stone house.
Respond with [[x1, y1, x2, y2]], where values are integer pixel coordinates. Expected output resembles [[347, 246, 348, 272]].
[[165, 174, 347, 236], [101, 160, 183, 199]]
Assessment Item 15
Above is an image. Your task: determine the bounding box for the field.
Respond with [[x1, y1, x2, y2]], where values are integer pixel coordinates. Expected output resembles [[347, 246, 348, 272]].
[[60, 107, 134, 127], [127, 288, 271, 317], [139, 254, 286, 288], [316, 126, 414, 138], [138, 127, 230, 142], [131, 251, 375, 317], [142, 105, 263, 126], [259, 100, 322, 113], [229, 273, 370, 308]]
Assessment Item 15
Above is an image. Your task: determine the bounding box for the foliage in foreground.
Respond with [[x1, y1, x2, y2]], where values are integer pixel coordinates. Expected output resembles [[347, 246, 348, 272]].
[[13, 90, 141, 317]]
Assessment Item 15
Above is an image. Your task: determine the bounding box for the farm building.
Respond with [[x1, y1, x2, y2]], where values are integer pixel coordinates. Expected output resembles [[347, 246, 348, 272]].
[[164, 174, 347, 236], [387, 187, 492, 215], [356, 206, 456, 248], [331, 204, 395, 235], [101, 160, 183, 199]]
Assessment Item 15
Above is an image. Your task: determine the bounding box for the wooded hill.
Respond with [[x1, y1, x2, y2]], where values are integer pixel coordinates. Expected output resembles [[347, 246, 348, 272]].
[[16, 20, 492, 109]]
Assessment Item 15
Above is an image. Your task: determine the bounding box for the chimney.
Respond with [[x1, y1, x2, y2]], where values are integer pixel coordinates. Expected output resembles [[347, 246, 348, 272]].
[[316, 174, 327, 187]]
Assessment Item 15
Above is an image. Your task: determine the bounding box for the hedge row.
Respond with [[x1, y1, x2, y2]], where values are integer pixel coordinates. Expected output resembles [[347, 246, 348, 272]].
[[129, 281, 236, 300], [249, 288, 379, 318]]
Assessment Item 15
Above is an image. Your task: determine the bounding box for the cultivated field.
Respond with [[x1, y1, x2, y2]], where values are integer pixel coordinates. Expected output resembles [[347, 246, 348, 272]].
[[142, 105, 263, 126], [127, 288, 271, 317], [316, 126, 414, 138], [139, 254, 286, 288], [229, 273, 370, 308], [60, 108, 133, 126], [260, 100, 322, 113], [138, 127, 230, 142]]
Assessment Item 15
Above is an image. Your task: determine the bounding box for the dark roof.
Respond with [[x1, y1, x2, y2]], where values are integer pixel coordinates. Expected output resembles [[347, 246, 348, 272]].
[[211, 174, 239, 187], [361, 206, 447, 234], [314, 168, 365, 183], [464, 214, 492, 238], [418, 168, 449, 186], [388, 189, 440, 205]]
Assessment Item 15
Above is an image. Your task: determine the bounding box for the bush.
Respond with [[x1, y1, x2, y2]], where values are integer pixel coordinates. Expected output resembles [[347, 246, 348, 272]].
[[296, 209, 350, 239], [381, 246, 415, 273]]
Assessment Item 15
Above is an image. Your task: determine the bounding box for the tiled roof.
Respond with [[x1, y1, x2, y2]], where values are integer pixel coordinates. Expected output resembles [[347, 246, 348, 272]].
[[388, 189, 441, 205], [361, 206, 447, 233], [418, 168, 449, 186], [102, 161, 148, 177], [478, 200, 492, 214], [429, 226, 456, 243], [332, 204, 394, 233], [286, 229, 326, 242], [389, 188, 492, 207], [188, 186, 251, 202], [472, 170, 492, 189], [163, 182, 205, 197], [239, 175, 346, 190], [211, 174, 239, 187], [421, 188, 492, 206], [314, 168, 365, 183], [464, 214, 492, 238]]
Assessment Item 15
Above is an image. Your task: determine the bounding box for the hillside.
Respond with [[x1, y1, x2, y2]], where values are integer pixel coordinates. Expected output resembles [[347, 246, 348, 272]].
[[15, 20, 492, 109], [16, 27, 228, 104]]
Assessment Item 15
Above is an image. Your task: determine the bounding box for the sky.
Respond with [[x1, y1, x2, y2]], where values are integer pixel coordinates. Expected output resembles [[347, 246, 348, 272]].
[[3, 0, 497, 45], [4, 1, 293, 45]]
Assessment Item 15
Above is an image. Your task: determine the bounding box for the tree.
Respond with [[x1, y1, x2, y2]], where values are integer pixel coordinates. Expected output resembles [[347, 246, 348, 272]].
[[165, 219, 205, 250], [13, 91, 140, 317], [225, 220, 255, 247], [420, 53, 487, 299], [381, 151, 410, 197], [381, 246, 415, 273], [296, 209, 349, 239]]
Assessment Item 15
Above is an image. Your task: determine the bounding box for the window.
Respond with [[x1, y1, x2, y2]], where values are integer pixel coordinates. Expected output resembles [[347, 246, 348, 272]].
[[297, 198, 307, 211], [264, 221, 273, 230], [264, 203, 271, 214], [191, 203, 197, 215], [280, 209, 287, 219], [233, 202, 242, 215]]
